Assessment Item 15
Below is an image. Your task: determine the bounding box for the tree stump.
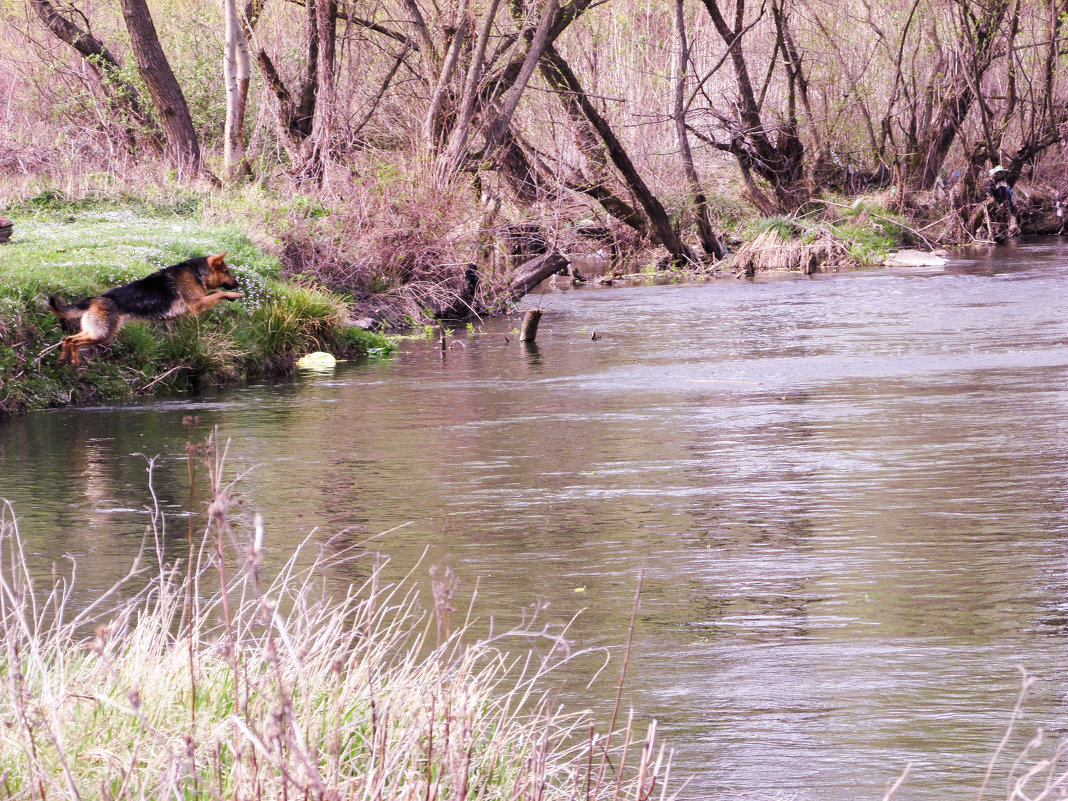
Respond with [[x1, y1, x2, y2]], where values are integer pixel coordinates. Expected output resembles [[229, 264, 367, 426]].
[[519, 309, 542, 343], [0, 218, 12, 244]]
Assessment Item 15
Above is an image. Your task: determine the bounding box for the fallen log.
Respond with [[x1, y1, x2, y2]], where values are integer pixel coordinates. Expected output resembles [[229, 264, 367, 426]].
[[506, 250, 569, 301]]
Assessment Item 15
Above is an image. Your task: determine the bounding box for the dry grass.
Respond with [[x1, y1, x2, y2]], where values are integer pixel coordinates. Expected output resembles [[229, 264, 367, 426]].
[[729, 228, 852, 277], [0, 431, 677, 801], [272, 170, 490, 324], [883, 668, 1068, 801]]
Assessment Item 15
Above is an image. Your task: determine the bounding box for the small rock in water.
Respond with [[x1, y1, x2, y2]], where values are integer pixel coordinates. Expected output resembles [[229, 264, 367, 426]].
[[883, 249, 948, 267], [296, 351, 337, 370]]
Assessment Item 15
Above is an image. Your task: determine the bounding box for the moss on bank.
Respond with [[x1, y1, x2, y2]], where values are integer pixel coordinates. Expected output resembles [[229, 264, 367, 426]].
[[0, 194, 392, 416]]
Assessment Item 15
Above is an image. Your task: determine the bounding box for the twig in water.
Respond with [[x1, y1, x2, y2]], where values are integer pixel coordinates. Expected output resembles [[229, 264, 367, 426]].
[[882, 763, 910, 800], [977, 666, 1035, 801]]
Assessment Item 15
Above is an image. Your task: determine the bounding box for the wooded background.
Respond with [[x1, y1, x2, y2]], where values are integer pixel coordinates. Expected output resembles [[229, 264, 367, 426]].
[[2, 0, 1067, 303]]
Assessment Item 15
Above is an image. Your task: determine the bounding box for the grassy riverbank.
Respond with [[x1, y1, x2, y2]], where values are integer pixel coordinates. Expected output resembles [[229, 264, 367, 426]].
[[0, 455, 672, 801], [0, 179, 928, 419], [0, 193, 391, 416]]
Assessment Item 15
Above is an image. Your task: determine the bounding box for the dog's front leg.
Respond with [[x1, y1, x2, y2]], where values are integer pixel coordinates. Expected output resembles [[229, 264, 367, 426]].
[[189, 291, 245, 314]]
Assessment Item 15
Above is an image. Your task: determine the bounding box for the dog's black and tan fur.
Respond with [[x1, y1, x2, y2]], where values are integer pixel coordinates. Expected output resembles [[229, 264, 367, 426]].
[[48, 253, 243, 368]]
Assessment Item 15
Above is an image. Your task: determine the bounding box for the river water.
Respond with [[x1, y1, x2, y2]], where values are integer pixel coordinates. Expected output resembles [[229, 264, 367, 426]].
[[3, 239, 1068, 800]]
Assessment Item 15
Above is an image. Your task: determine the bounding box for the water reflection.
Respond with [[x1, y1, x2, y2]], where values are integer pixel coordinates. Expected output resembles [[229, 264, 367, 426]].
[[4, 241, 1068, 799]]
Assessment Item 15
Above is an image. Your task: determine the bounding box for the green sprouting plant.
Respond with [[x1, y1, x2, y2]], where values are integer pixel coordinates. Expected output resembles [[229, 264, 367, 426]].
[[752, 216, 802, 240]]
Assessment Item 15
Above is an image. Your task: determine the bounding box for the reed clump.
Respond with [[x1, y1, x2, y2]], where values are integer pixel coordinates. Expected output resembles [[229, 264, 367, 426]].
[[729, 226, 851, 277], [0, 434, 676, 801]]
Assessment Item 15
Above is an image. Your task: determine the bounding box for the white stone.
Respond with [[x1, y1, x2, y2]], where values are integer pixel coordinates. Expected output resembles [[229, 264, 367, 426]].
[[883, 249, 948, 267]]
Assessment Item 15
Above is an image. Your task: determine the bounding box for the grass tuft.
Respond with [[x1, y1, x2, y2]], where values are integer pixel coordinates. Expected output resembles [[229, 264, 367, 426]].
[[750, 216, 803, 240]]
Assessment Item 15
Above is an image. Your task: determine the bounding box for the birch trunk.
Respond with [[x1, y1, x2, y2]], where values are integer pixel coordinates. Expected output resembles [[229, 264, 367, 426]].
[[223, 0, 251, 178]]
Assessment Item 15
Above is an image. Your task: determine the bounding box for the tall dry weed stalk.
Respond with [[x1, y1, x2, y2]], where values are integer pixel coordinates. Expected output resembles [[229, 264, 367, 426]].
[[0, 430, 677, 801], [881, 674, 1068, 801]]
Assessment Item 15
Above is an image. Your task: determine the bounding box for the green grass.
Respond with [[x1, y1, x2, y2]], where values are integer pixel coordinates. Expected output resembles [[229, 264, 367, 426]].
[[749, 215, 804, 240], [0, 192, 393, 415], [833, 198, 913, 264], [739, 198, 915, 270]]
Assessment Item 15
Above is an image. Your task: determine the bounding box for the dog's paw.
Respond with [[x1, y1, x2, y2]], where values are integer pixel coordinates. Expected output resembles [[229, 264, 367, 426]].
[[224, 291, 245, 300]]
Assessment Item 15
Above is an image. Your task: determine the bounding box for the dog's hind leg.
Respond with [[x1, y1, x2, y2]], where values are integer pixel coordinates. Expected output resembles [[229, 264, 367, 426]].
[[59, 337, 74, 365], [63, 302, 122, 369], [63, 333, 99, 368]]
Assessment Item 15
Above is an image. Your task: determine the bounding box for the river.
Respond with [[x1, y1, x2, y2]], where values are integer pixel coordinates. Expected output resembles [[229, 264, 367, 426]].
[[3, 239, 1068, 800]]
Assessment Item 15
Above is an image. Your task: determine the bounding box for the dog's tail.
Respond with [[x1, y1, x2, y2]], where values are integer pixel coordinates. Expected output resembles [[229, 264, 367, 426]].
[[48, 295, 90, 319]]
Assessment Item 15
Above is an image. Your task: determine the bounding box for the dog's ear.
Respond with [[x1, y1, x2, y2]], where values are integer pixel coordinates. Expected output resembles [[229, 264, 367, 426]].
[[208, 252, 227, 268]]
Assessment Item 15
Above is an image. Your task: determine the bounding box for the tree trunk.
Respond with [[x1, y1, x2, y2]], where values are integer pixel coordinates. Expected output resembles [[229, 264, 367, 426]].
[[520, 309, 542, 342], [402, 0, 439, 80], [506, 251, 569, 302], [223, 0, 251, 178], [120, 0, 202, 171], [917, 80, 976, 190], [540, 46, 698, 266], [297, 0, 337, 183], [28, 0, 162, 149], [674, 0, 725, 260], [480, 0, 558, 163], [912, 0, 1009, 189], [422, 3, 470, 153], [439, 0, 501, 176], [697, 0, 805, 209]]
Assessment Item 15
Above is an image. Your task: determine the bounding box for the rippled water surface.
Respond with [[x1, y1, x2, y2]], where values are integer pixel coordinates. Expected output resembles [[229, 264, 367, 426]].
[[4, 239, 1068, 799]]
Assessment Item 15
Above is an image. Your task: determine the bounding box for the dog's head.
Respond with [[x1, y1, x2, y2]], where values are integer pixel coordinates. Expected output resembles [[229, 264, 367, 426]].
[[206, 253, 239, 290]]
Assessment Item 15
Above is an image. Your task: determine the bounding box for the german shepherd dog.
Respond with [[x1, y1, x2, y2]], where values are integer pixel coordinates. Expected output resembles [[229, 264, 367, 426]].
[[48, 253, 243, 368]]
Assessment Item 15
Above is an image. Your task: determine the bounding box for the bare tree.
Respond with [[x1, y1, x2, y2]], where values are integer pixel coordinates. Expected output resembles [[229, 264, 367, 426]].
[[910, 0, 1010, 189], [694, 0, 806, 210], [298, 0, 338, 182], [674, 0, 725, 259], [27, 0, 161, 149], [540, 45, 699, 266], [119, 0, 202, 171], [247, 0, 320, 164]]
